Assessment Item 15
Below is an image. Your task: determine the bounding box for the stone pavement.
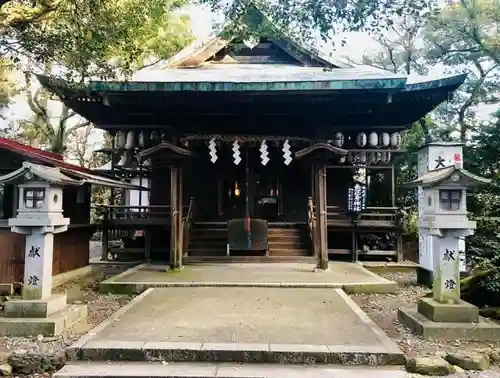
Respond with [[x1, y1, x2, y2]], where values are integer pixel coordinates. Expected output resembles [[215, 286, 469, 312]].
[[60, 263, 406, 377], [67, 288, 404, 366], [92, 287, 382, 344], [100, 262, 397, 294], [55, 361, 409, 377]]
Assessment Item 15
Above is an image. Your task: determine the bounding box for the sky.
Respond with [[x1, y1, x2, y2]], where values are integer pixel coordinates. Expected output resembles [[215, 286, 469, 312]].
[[2, 3, 495, 152]]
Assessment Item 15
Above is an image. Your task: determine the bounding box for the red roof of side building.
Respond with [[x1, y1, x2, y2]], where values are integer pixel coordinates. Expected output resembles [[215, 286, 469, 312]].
[[0, 137, 148, 190], [0, 137, 91, 173]]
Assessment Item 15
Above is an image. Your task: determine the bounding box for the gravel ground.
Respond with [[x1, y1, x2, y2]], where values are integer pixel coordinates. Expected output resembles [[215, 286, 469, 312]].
[[409, 372, 500, 377], [351, 271, 500, 377], [0, 267, 132, 378]]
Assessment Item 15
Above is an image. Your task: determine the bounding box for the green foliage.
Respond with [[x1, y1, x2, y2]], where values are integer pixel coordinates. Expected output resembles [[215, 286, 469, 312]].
[[0, 58, 19, 116], [422, 0, 500, 141], [459, 115, 500, 305], [233, 0, 436, 42], [2, 0, 437, 72], [352, 14, 430, 75], [90, 133, 112, 223], [1, 0, 193, 79]]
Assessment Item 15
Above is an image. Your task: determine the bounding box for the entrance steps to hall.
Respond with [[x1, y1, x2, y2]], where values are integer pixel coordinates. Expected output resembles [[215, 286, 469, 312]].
[[187, 222, 311, 259], [188, 222, 228, 257], [54, 361, 408, 378], [184, 255, 315, 263], [267, 224, 310, 257]]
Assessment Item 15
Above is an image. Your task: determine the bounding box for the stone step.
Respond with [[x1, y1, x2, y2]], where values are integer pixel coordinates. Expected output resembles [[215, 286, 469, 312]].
[[54, 361, 409, 378], [183, 256, 316, 263], [67, 341, 405, 366]]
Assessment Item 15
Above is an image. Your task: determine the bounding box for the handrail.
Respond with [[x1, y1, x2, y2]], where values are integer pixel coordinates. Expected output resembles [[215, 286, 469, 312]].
[[325, 205, 400, 222], [97, 205, 197, 221], [103, 205, 173, 209], [182, 197, 195, 257]]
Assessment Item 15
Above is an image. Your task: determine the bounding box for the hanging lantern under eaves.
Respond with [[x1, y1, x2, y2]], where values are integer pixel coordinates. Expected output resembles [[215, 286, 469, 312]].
[[333, 132, 344, 147], [381, 132, 390, 147], [115, 131, 126, 149], [356, 132, 367, 147], [368, 132, 378, 147]]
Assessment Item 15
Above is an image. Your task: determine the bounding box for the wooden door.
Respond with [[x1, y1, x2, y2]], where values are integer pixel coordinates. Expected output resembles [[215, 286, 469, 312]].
[[254, 164, 282, 221]]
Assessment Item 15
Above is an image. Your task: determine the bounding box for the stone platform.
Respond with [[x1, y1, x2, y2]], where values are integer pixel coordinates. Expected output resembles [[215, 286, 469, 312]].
[[0, 293, 88, 337], [398, 308, 500, 341], [68, 287, 404, 366], [99, 262, 397, 295], [0, 304, 87, 337]]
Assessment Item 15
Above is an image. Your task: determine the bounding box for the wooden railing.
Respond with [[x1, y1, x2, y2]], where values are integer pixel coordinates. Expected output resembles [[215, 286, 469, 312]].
[[326, 205, 400, 228], [105, 205, 172, 220], [182, 197, 195, 257], [96, 204, 191, 261]]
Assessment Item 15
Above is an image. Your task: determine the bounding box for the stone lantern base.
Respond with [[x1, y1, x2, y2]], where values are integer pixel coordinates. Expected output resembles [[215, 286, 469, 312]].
[[398, 298, 500, 341], [0, 293, 87, 337]]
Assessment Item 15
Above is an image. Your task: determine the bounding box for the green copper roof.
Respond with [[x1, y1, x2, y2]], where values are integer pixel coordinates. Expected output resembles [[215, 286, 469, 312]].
[[85, 64, 407, 93], [82, 64, 465, 93], [36, 64, 466, 95]]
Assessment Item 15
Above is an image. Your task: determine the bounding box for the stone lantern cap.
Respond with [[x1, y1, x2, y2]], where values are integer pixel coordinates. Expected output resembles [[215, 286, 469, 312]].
[[0, 161, 82, 186], [405, 163, 491, 188]]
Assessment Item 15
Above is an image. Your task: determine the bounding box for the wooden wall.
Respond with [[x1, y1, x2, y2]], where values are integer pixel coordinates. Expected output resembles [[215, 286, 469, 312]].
[[63, 184, 92, 224], [53, 226, 93, 276], [0, 225, 93, 284], [0, 227, 24, 284]]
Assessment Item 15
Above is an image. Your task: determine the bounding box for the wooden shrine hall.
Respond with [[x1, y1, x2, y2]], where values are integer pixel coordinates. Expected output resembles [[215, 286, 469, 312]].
[[36, 5, 466, 266]]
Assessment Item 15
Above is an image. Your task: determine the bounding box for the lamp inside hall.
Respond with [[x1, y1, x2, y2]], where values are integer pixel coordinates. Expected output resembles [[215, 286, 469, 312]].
[[234, 181, 241, 197]]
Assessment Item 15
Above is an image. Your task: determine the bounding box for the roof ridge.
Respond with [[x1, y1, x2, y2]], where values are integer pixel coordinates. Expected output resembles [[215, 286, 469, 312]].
[[0, 137, 91, 174], [161, 3, 348, 69]]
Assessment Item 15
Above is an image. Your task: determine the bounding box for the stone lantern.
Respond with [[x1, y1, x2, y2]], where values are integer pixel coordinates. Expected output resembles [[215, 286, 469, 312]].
[[0, 162, 87, 336], [398, 150, 500, 340]]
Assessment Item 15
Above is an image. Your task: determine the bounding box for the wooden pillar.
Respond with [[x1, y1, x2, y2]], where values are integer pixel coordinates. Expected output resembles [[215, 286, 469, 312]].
[[396, 232, 403, 262], [177, 166, 184, 266], [170, 165, 179, 268], [145, 230, 152, 263], [351, 230, 358, 263], [101, 210, 109, 261], [392, 163, 403, 262], [391, 163, 396, 207], [311, 163, 318, 258], [314, 160, 328, 270]]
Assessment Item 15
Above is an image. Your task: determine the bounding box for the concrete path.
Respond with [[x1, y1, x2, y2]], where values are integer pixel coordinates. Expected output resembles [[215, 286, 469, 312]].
[[92, 287, 381, 344], [68, 288, 404, 366], [55, 361, 409, 377]]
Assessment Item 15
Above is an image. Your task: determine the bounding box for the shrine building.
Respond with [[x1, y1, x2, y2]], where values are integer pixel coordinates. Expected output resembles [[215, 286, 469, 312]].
[[36, 6, 466, 266]]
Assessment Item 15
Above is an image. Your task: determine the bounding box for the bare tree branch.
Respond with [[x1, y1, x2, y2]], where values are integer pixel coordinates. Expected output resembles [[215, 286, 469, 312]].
[[64, 120, 90, 137], [457, 61, 496, 141], [2, 0, 63, 30]]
